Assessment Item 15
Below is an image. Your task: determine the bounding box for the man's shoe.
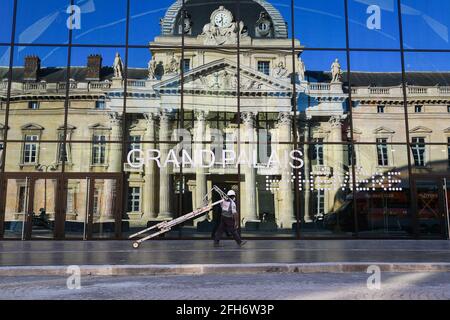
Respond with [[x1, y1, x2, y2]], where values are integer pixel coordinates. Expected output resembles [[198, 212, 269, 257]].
[[238, 240, 247, 247]]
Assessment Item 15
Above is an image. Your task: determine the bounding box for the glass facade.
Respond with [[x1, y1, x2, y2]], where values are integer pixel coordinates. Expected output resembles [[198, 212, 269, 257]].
[[0, 0, 449, 240]]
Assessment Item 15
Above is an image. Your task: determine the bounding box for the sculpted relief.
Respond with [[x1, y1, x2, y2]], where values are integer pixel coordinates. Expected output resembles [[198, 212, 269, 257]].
[[200, 6, 248, 46]]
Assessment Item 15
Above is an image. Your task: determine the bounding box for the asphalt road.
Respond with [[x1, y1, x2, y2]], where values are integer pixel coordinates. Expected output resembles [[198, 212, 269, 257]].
[[1, 272, 449, 300]]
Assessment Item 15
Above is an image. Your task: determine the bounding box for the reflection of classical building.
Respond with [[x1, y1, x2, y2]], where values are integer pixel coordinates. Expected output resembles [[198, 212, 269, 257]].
[[0, 0, 449, 238]]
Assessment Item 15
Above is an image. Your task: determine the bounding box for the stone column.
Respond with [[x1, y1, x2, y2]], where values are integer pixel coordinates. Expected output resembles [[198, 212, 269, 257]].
[[101, 112, 122, 221], [277, 112, 295, 228], [241, 112, 259, 224], [194, 111, 208, 225], [142, 112, 157, 221], [303, 122, 312, 223], [328, 116, 344, 212], [157, 110, 173, 220]]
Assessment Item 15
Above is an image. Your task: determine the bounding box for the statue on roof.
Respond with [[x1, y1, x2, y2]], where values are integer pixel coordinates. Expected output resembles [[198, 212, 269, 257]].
[[113, 52, 124, 79], [331, 58, 343, 83], [297, 56, 306, 82], [148, 56, 157, 80]]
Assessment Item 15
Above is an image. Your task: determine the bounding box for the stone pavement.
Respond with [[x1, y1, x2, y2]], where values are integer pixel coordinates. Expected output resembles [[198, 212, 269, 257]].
[[1, 240, 450, 275], [1, 273, 449, 300]]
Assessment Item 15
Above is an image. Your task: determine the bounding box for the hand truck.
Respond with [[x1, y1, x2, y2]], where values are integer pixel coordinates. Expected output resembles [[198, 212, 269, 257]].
[[129, 185, 229, 248]]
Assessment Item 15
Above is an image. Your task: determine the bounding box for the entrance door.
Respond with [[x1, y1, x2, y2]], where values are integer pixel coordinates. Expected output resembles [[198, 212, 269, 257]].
[[1, 175, 61, 240], [414, 178, 450, 239], [63, 175, 122, 240]]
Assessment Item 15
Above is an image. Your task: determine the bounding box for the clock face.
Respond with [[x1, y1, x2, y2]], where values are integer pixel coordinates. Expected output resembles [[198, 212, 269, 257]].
[[213, 11, 232, 28]]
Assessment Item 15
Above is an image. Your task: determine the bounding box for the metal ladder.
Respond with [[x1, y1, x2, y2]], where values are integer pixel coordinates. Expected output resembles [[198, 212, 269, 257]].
[[129, 185, 229, 248]]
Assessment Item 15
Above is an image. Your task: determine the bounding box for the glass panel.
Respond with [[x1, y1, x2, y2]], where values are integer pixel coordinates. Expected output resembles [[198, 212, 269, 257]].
[[68, 47, 125, 142], [298, 51, 349, 143], [294, 0, 346, 48], [72, 0, 127, 45], [0, 46, 9, 152], [0, 0, 14, 43], [401, 0, 450, 50], [354, 144, 413, 237], [63, 142, 122, 173], [239, 0, 292, 41], [64, 178, 89, 239], [123, 142, 181, 239], [30, 178, 56, 239], [348, 0, 400, 49], [4, 142, 63, 173], [2, 178, 29, 239], [350, 51, 407, 144], [405, 52, 450, 144], [129, 0, 179, 46], [91, 178, 117, 239], [299, 143, 355, 237], [9, 46, 69, 139], [14, 0, 70, 44], [416, 180, 445, 237]]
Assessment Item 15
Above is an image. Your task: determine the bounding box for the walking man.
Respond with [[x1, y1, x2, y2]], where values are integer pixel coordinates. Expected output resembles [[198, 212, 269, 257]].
[[214, 190, 247, 247]]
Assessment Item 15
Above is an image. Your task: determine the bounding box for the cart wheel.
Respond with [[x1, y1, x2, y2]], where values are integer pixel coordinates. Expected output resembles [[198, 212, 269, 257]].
[[132, 242, 140, 249]]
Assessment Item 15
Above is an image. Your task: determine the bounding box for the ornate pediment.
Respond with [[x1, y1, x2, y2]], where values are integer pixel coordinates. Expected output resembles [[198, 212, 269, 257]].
[[154, 58, 293, 95], [21, 123, 44, 131], [373, 126, 395, 134], [409, 126, 432, 134]]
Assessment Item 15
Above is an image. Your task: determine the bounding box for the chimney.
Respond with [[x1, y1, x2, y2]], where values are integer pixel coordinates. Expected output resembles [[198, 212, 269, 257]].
[[86, 54, 103, 81], [24, 55, 41, 81]]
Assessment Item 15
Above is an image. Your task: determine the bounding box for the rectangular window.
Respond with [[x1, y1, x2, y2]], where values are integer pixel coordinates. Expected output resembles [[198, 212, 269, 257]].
[[92, 135, 106, 165], [28, 101, 39, 110], [183, 59, 190, 72], [22, 135, 38, 164], [312, 138, 324, 166], [415, 105, 423, 113], [377, 105, 385, 113], [411, 137, 426, 167], [127, 187, 141, 212], [447, 105, 450, 113], [95, 100, 105, 109], [93, 189, 100, 216], [376, 138, 389, 166], [18, 186, 26, 213], [313, 190, 325, 219], [257, 61, 270, 76], [57, 132, 69, 163], [128, 135, 141, 164]]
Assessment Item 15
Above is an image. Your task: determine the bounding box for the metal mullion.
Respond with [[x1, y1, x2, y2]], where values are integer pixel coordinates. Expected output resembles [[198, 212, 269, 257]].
[[117, 0, 131, 240], [236, 0, 242, 236], [178, 0, 186, 239], [397, 0, 417, 238], [344, 0, 359, 238], [1, 0, 18, 174], [291, 0, 300, 239]]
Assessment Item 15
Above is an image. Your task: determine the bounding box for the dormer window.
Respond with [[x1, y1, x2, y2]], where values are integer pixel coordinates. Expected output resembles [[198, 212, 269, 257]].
[[28, 101, 39, 110], [415, 105, 423, 113], [377, 105, 385, 113]]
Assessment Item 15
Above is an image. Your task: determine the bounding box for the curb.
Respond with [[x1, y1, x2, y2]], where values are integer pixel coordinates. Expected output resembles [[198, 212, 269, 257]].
[[1, 263, 450, 276]]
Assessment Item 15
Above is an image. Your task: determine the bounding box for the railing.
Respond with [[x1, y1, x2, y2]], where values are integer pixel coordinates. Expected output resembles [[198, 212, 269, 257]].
[[408, 86, 428, 95], [0, 81, 8, 90], [439, 86, 450, 94], [127, 80, 146, 88], [58, 82, 78, 90], [369, 87, 391, 95], [23, 82, 47, 91], [309, 83, 330, 91], [89, 81, 112, 90]]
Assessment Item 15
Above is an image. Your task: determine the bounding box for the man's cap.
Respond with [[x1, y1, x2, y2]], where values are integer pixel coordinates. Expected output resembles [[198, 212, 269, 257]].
[[227, 190, 236, 197]]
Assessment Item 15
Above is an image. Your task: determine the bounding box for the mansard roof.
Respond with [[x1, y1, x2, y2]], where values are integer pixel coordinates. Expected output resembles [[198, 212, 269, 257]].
[[306, 71, 450, 87], [161, 0, 289, 38]]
